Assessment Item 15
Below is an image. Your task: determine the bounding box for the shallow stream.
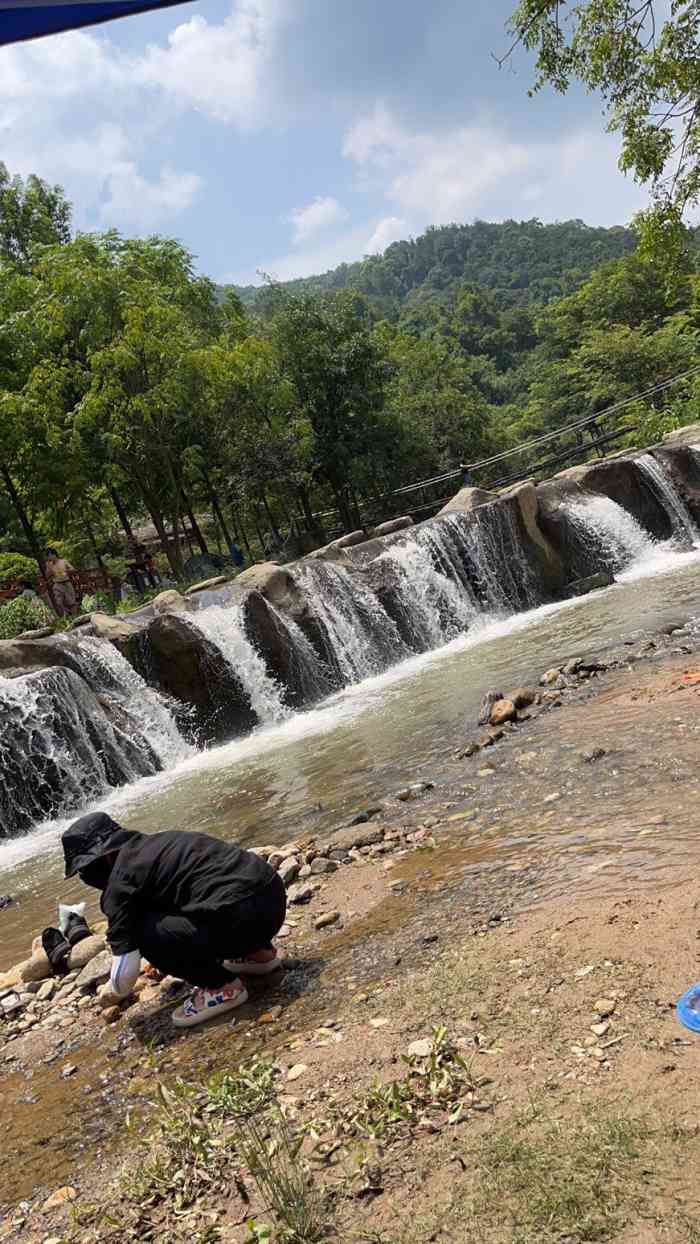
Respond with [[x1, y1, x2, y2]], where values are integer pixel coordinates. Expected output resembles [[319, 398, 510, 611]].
[[2, 541, 700, 969]]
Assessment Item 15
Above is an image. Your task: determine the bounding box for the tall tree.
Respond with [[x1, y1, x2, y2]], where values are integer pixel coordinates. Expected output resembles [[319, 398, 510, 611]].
[[0, 163, 71, 269], [504, 1, 700, 264]]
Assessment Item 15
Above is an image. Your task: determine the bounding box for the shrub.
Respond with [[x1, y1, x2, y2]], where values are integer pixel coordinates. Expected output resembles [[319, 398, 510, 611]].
[[0, 552, 37, 588], [0, 596, 52, 640]]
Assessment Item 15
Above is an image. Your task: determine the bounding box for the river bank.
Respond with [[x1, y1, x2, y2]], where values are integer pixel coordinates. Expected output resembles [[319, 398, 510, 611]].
[[3, 610, 700, 1241]]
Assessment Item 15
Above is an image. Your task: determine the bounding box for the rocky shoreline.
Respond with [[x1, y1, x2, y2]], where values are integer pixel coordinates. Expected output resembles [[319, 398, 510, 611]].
[[3, 606, 700, 1238], [3, 609, 695, 1053]]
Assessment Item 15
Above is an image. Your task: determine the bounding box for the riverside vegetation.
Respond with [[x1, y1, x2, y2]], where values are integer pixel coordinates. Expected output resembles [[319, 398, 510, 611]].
[[2, 155, 700, 625]]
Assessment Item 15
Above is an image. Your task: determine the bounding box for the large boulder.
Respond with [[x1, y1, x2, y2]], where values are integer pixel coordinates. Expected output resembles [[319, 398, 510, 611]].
[[370, 516, 414, 537], [0, 633, 68, 675], [649, 444, 700, 526], [334, 530, 367, 549], [662, 422, 700, 448], [438, 486, 499, 516], [306, 543, 352, 564], [464, 484, 566, 604], [242, 590, 335, 707], [235, 563, 306, 614], [546, 456, 673, 540], [152, 590, 189, 615], [145, 612, 256, 741], [89, 613, 141, 649]]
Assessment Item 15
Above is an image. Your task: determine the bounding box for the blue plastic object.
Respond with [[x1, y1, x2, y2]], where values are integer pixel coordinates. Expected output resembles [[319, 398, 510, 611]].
[[676, 982, 700, 1034], [0, 0, 194, 47]]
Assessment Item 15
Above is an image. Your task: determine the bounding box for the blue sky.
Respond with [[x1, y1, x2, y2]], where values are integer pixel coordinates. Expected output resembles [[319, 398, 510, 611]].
[[0, 0, 649, 284]]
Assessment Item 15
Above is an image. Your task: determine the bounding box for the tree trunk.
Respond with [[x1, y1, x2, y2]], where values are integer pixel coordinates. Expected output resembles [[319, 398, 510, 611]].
[[252, 504, 267, 550], [234, 508, 253, 562], [262, 493, 281, 539], [182, 490, 209, 555], [208, 483, 234, 549], [297, 484, 325, 545], [349, 484, 364, 531], [110, 488, 134, 541], [85, 516, 107, 572], [0, 461, 57, 611]]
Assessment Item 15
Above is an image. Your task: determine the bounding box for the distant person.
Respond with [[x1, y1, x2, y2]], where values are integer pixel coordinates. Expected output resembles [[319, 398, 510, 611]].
[[62, 813, 286, 1029], [459, 464, 475, 488], [20, 580, 39, 603], [127, 538, 157, 593], [229, 540, 245, 568], [45, 548, 79, 617]]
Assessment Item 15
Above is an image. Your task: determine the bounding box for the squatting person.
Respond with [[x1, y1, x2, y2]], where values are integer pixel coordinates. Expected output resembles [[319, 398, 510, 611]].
[[62, 813, 286, 1028]]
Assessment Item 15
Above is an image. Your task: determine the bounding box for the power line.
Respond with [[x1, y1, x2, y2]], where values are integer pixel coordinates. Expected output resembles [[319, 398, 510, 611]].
[[462, 362, 700, 474]]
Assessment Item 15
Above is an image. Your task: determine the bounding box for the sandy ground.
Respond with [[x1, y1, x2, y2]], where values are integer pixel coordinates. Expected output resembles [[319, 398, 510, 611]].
[[4, 621, 700, 1241]]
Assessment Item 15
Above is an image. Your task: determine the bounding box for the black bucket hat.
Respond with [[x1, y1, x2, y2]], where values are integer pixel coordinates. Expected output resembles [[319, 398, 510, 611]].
[[62, 812, 125, 878]]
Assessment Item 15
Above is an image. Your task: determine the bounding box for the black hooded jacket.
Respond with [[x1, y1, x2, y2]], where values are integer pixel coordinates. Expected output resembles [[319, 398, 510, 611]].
[[62, 813, 276, 955]]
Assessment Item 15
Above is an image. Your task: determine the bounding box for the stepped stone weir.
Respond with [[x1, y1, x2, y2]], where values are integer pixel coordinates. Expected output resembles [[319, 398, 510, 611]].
[[1, 425, 700, 838]]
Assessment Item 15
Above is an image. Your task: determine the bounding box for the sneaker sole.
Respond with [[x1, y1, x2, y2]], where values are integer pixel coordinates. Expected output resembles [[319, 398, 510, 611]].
[[172, 987, 249, 1029], [222, 957, 282, 977]]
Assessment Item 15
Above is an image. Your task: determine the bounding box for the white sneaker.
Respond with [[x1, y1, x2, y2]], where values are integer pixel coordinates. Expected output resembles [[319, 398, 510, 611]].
[[172, 978, 248, 1028]]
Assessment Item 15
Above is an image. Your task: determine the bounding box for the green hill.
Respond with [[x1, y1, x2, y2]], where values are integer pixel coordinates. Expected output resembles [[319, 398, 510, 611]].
[[230, 218, 637, 318]]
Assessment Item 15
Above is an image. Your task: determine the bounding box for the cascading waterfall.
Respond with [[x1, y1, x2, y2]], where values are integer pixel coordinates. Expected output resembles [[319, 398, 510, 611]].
[[187, 602, 290, 724], [264, 604, 336, 706], [452, 506, 539, 611], [295, 560, 408, 683], [0, 667, 171, 838], [377, 522, 480, 651], [566, 495, 655, 572], [637, 453, 699, 544], [5, 440, 700, 841], [73, 635, 191, 768]]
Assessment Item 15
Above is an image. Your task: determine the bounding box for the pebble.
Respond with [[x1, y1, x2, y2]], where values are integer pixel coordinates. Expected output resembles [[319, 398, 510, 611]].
[[287, 1063, 308, 1081], [259, 1006, 283, 1024], [42, 1186, 77, 1212], [395, 782, 434, 802], [60, 1063, 77, 1079], [590, 1021, 610, 1037], [310, 857, 337, 875], [407, 1038, 433, 1058], [314, 911, 340, 930], [278, 857, 300, 886], [594, 998, 616, 1017], [369, 1018, 389, 1028], [287, 883, 314, 905]]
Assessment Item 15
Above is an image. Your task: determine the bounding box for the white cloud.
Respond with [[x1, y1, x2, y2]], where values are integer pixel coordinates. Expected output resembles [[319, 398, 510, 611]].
[[343, 104, 648, 229], [0, 0, 292, 232], [135, 0, 290, 127], [288, 195, 348, 244], [366, 215, 409, 253]]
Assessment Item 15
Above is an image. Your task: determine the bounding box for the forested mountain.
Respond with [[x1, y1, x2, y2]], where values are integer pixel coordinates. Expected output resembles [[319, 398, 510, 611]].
[[1, 160, 699, 614], [232, 219, 637, 318]]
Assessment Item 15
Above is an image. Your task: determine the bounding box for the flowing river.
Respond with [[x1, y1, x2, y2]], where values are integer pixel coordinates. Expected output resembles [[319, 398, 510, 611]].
[[2, 535, 700, 970]]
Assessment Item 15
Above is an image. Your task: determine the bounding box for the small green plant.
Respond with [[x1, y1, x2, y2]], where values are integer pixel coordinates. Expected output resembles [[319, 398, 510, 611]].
[[0, 595, 52, 639], [307, 1026, 485, 1152], [209, 1058, 328, 1243], [82, 588, 118, 615], [130, 1079, 229, 1209], [0, 551, 37, 587], [245, 1221, 273, 1243]]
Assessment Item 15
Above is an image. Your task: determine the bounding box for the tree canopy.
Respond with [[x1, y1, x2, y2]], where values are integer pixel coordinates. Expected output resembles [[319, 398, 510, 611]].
[[504, 1, 700, 266], [0, 164, 698, 595]]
